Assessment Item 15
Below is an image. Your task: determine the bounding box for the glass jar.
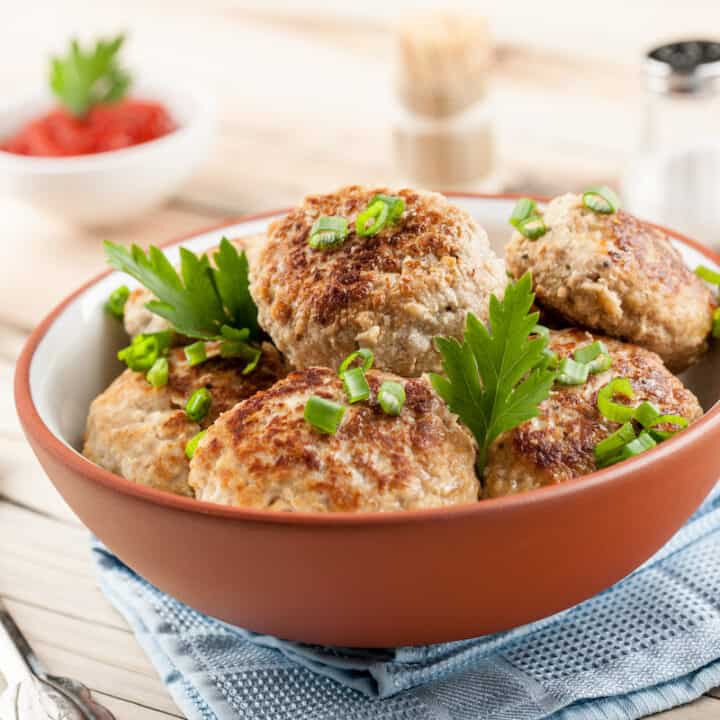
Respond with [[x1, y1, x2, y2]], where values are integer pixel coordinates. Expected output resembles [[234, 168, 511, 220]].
[[392, 11, 496, 190], [622, 40, 720, 248]]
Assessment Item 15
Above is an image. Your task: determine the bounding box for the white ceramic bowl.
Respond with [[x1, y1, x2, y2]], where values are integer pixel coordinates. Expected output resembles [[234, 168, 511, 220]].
[[0, 85, 215, 226]]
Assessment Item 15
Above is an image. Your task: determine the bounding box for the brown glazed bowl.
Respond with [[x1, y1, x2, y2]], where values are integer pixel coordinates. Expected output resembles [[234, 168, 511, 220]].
[[15, 194, 720, 648]]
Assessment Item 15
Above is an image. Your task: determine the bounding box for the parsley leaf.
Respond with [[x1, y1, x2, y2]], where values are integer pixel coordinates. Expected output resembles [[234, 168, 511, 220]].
[[212, 237, 259, 338], [50, 35, 131, 117], [430, 273, 556, 473], [104, 238, 260, 341]]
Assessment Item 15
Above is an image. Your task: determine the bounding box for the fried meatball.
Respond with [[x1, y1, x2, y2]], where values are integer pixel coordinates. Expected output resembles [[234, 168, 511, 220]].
[[83, 343, 285, 496], [251, 186, 506, 376], [122, 234, 266, 339], [505, 193, 715, 372], [484, 329, 703, 498], [123, 287, 172, 337], [188, 367, 479, 512]]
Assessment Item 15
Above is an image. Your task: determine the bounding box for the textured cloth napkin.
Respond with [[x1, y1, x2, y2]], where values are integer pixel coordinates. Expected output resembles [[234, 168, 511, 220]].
[[93, 483, 720, 720]]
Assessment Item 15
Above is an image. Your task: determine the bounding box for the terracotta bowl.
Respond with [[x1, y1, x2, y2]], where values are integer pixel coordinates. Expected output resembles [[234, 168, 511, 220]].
[[15, 194, 720, 648]]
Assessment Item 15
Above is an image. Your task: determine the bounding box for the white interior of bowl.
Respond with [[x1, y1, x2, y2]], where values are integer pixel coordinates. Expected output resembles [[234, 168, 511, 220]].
[[0, 82, 213, 172], [27, 196, 720, 455]]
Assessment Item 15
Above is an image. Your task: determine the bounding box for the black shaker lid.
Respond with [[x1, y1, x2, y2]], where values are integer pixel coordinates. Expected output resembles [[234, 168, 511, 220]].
[[645, 40, 720, 94]]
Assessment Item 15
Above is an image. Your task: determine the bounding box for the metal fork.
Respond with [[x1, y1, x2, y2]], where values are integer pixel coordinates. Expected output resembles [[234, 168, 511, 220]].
[[0, 598, 115, 719]]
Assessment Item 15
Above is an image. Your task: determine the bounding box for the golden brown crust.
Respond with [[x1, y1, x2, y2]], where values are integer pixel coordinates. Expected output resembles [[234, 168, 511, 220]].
[[189, 367, 479, 512], [165, 343, 285, 425], [264, 187, 473, 327], [484, 328, 703, 498], [83, 344, 286, 496], [251, 185, 506, 376], [506, 193, 715, 371]]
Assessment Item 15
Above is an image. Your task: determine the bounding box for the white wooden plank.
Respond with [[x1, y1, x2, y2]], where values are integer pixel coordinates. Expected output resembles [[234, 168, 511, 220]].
[[91, 692, 183, 720], [0, 503, 181, 715], [0, 361, 22, 440], [0, 502, 125, 628], [0, 325, 26, 363], [0, 200, 220, 331], [654, 697, 720, 718], [29, 642, 180, 716], [0, 435, 78, 523], [3, 599, 164, 686]]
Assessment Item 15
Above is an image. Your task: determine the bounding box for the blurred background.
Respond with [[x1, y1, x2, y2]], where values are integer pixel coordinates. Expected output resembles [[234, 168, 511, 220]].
[[2, 0, 720, 327]]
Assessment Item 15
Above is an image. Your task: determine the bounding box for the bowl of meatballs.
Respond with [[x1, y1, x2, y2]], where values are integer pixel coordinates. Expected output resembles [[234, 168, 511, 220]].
[[15, 186, 720, 647]]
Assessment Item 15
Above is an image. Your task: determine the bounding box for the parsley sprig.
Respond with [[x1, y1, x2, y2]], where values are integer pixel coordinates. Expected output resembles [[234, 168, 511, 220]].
[[104, 238, 259, 341], [50, 34, 131, 117], [430, 274, 556, 473]]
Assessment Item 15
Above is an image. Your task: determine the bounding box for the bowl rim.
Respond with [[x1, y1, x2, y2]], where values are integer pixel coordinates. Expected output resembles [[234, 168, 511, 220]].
[[14, 191, 720, 527], [0, 86, 215, 173]]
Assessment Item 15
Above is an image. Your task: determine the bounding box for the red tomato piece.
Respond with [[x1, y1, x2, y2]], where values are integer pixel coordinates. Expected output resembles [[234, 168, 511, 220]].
[[0, 99, 177, 157]]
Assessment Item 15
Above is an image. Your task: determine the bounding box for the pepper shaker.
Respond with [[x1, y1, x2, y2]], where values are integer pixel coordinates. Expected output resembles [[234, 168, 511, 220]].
[[622, 40, 720, 248]]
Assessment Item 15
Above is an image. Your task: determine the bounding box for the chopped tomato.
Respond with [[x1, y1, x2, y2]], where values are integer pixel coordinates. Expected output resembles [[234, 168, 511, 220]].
[[1, 99, 176, 157]]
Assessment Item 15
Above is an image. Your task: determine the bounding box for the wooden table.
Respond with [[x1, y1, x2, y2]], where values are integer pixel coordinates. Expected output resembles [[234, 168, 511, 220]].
[[2, 3, 720, 717]]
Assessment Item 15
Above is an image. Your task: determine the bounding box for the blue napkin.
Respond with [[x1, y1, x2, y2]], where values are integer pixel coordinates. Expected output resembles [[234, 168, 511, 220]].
[[93, 483, 720, 720]]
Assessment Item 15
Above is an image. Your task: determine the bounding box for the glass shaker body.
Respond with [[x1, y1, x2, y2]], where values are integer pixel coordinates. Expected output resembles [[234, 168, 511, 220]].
[[622, 40, 720, 248]]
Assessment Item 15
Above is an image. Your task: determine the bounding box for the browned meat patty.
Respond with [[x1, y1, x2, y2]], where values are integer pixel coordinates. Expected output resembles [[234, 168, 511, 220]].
[[188, 367, 479, 512], [505, 193, 715, 372], [251, 185, 506, 376], [484, 328, 703, 498], [83, 343, 285, 496]]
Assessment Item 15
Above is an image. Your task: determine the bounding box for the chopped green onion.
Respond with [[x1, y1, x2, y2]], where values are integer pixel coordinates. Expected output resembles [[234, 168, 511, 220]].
[[146, 357, 169, 387], [356, 194, 406, 237], [653, 414, 689, 430], [556, 357, 589, 385], [633, 401, 661, 429], [105, 285, 129, 319], [184, 341, 207, 367], [220, 340, 252, 359], [342, 366, 371, 403], [541, 347, 560, 371], [573, 340, 608, 364], [695, 265, 720, 285], [597, 377, 635, 422], [338, 348, 375, 375], [186, 387, 212, 422], [378, 381, 406, 416], [713, 308, 720, 339], [587, 353, 612, 374], [304, 396, 346, 434], [241, 347, 262, 375], [220, 325, 250, 341], [372, 193, 405, 223], [648, 428, 673, 443], [219, 338, 261, 374], [308, 216, 348, 249], [582, 186, 620, 214], [185, 429, 207, 460], [509, 198, 537, 229], [356, 200, 389, 237], [517, 216, 547, 240], [531, 324, 555, 369], [645, 415, 688, 444], [118, 330, 172, 372], [620, 431, 657, 460], [594, 422, 636, 467], [118, 335, 158, 371]]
